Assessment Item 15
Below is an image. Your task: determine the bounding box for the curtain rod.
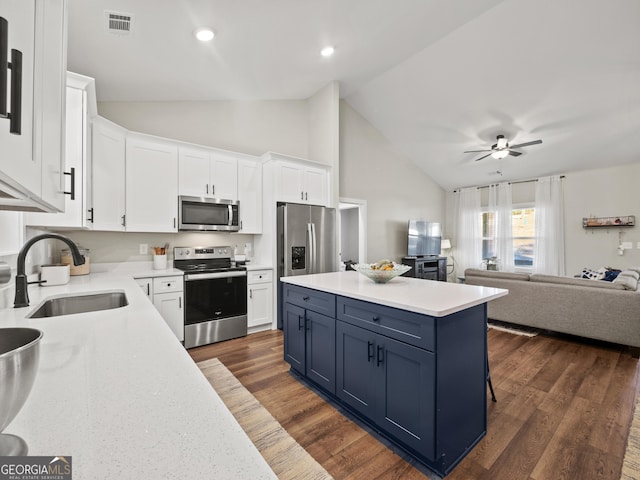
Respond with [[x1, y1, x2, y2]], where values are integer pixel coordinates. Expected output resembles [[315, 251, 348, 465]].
[[453, 175, 565, 193]]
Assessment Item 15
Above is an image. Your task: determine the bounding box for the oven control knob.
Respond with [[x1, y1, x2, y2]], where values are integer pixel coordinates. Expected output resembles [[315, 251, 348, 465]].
[[182, 249, 190, 256]]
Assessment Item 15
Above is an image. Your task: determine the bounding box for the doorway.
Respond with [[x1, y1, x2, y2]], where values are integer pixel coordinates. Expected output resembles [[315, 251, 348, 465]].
[[338, 198, 367, 268]]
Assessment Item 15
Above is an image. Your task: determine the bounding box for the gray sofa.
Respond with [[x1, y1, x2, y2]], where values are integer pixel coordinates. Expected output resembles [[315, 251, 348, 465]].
[[464, 268, 640, 348]]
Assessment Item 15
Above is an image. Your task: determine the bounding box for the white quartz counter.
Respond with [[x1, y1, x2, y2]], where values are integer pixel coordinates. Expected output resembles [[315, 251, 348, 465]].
[[281, 271, 508, 317], [0, 269, 276, 479]]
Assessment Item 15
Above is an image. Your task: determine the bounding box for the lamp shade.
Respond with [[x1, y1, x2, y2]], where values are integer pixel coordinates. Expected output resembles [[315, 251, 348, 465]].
[[441, 239, 451, 250]]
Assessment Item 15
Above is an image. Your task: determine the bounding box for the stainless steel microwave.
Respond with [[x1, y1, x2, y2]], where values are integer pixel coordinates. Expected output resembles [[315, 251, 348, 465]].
[[178, 196, 240, 232]]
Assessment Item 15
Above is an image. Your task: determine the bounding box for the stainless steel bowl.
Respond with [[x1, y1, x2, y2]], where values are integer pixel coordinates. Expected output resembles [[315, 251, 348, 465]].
[[0, 328, 43, 455]]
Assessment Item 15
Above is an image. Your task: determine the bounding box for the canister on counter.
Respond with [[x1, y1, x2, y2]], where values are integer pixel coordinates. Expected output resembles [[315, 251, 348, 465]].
[[61, 247, 91, 275]]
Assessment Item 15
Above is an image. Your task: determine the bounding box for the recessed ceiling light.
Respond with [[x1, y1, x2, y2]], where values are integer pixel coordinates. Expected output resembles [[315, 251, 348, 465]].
[[320, 46, 335, 57], [194, 28, 215, 42]]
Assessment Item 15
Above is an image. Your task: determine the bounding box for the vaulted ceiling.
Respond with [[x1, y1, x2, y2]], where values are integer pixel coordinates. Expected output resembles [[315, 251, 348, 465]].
[[67, 0, 640, 190]]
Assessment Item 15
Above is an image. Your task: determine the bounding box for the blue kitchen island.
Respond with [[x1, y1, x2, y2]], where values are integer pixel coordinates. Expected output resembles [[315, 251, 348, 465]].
[[280, 270, 508, 477]]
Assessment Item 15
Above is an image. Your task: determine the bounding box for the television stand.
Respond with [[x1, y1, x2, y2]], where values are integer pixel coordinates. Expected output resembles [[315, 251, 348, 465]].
[[402, 256, 447, 282]]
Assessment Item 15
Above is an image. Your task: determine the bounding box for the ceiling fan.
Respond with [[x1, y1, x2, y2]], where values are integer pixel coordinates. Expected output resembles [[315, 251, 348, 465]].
[[465, 134, 543, 162]]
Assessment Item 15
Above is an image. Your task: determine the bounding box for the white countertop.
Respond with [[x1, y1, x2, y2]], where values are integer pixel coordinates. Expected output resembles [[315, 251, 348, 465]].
[[0, 269, 276, 479], [281, 271, 508, 317]]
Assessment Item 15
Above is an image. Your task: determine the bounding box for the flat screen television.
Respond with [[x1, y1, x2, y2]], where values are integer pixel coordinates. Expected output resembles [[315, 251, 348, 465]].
[[407, 220, 442, 257]]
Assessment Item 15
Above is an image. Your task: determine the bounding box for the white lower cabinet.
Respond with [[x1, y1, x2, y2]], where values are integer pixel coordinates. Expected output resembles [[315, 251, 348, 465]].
[[136, 276, 184, 341], [247, 269, 273, 330]]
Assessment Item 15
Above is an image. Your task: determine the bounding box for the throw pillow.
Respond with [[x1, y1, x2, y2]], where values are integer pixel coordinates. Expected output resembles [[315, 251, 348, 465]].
[[602, 270, 621, 282], [581, 267, 605, 280], [618, 270, 640, 281], [612, 274, 639, 290]]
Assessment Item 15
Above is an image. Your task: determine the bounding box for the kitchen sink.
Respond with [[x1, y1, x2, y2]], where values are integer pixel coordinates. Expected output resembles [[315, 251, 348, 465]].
[[28, 291, 129, 318]]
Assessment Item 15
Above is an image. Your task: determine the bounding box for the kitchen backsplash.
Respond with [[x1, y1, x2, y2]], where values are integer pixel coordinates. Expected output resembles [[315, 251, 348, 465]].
[[53, 231, 255, 264]]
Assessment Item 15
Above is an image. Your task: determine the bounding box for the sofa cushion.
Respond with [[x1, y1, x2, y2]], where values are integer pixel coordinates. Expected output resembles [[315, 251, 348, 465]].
[[530, 274, 627, 290], [464, 268, 530, 281], [628, 266, 640, 275], [613, 273, 639, 290]]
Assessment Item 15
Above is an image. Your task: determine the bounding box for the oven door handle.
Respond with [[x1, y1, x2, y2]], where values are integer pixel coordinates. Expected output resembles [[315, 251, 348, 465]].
[[184, 271, 247, 281]]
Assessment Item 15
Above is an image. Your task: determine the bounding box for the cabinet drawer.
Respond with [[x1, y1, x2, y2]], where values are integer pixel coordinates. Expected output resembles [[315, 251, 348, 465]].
[[248, 269, 273, 284], [153, 275, 183, 293], [337, 297, 435, 351], [283, 284, 335, 317]]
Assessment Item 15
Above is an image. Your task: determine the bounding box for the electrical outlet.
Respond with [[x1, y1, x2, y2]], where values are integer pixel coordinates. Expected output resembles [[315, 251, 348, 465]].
[[139, 244, 148, 255]]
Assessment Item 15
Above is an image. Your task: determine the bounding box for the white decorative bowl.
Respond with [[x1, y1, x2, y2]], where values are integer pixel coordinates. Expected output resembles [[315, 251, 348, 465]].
[[352, 263, 411, 284]]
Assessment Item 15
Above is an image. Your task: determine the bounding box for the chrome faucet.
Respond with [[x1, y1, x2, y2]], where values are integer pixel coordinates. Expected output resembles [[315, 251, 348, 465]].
[[14, 233, 85, 308]]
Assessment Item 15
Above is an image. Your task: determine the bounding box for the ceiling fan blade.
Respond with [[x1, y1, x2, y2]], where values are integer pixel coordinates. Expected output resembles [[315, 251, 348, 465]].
[[509, 139, 542, 149], [474, 153, 493, 162], [464, 149, 492, 153], [508, 150, 522, 157]]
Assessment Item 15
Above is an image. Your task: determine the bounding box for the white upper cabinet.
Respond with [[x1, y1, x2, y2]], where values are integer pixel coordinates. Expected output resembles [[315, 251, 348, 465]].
[[210, 151, 237, 200], [91, 116, 126, 231], [237, 157, 262, 233], [126, 133, 178, 232], [178, 147, 237, 200], [178, 147, 210, 197], [274, 160, 329, 206], [0, 0, 67, 212], [25, 73, 97, 228]]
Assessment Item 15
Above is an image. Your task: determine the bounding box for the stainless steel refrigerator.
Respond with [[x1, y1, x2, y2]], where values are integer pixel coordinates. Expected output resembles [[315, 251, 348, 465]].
[[277, 203, 337, 328]]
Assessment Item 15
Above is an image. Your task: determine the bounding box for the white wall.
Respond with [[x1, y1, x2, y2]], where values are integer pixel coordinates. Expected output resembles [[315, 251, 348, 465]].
[[339, 101, 446, 262], [98, 100, 310, 158], [308, 82, 340, 207], [563, 163, 640, 274]]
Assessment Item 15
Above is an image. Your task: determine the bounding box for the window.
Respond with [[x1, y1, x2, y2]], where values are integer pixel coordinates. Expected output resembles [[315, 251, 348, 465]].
[[481, 207, 535, 268]]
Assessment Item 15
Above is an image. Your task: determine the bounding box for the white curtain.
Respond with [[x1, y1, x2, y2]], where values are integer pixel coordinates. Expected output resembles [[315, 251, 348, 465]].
[[455, 187, 481, 274], [488, 182, 514, 272], [533, 176, 565, 275]]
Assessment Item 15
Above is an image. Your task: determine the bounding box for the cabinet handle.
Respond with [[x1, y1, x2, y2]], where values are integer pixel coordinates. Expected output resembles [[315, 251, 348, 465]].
[[173, 217, 176, 229], [377, 345, 384, 366], [87, 208, 94, 223], [302, 296, 310, 301], [372, 315, 380, 322], [63, 167, 76, 200], [206, 184, 209, 194], [8, 48, 22, 134], [240, 220, 243, 230], [305, 192, 308, 201], [0, 18, 7, 117], [298, 315, 303, 331], [301, 191, 304, 200], [146, 283, 150, 296], [249, 288, 252, 299], [121, 214, 126, 227], [212, 184, 215, 195], [179, 296, 182, 308], [367, 341, 374, 362]]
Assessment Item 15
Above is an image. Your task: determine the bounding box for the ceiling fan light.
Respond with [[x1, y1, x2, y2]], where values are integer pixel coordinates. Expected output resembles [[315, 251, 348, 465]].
[[194, 28, 215, 42], [491, 150, 509, 160]]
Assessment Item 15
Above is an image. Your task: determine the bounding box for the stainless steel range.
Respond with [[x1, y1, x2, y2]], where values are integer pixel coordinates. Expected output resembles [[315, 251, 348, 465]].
[[174, 246, 247, 348]]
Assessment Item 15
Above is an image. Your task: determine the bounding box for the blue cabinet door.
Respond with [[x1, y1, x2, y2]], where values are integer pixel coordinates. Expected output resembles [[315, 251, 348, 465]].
[[283, 302, 306, 374], [376, 335, 436, 460], [336, 320, 377, 419], [305, 310, 336, 394]]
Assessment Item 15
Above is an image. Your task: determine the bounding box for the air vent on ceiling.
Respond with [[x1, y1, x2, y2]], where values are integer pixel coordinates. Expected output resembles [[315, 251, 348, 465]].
[[105, 11, 134, 35]]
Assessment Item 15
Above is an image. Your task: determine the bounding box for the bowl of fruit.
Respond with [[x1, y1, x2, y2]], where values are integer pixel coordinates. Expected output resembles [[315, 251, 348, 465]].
[[352, 260, 411, 284]]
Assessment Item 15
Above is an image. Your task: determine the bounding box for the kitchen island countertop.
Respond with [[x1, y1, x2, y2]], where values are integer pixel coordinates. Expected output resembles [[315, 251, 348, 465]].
[[0, 270, 276, 479], [281, 270, 508, 317]]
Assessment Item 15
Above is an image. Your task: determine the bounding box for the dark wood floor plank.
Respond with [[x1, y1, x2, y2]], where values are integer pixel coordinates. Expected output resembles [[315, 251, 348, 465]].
[[189, 328, 639, 480]]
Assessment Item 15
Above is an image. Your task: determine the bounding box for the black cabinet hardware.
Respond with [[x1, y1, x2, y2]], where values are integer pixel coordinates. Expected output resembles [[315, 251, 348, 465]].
[[377, 345, 384, 366], [298, 314, 303, 331], [367, 341, 374, 362], [63, 167, 76, 200], [0, 17, 23, 135], [87, 208, 94, 223]]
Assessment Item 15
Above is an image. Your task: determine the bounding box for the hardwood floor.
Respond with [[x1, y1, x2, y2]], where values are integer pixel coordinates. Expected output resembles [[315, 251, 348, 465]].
[[188, 328, 640, 480]]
